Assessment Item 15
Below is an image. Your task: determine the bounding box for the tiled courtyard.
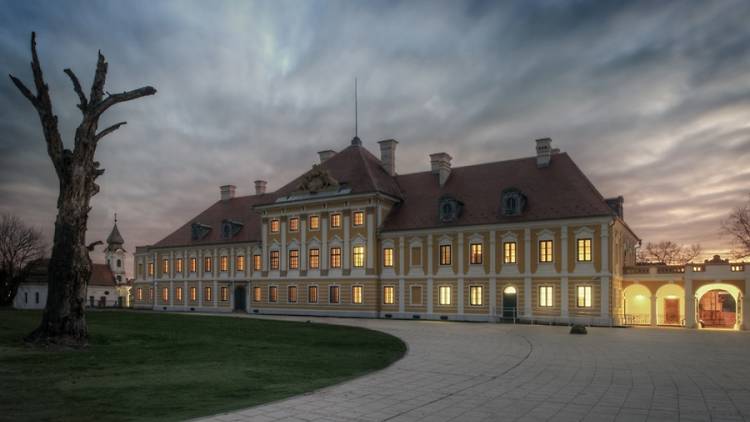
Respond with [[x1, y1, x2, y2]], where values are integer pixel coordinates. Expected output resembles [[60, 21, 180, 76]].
[[194, 316, 750, 422]]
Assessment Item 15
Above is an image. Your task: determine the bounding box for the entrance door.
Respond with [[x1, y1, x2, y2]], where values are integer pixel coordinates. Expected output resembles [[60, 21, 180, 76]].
[[502, 286, 517, 319], [234, 286, 246, 311], [699, 290, 736, 328], [664, 298, 680, 325]]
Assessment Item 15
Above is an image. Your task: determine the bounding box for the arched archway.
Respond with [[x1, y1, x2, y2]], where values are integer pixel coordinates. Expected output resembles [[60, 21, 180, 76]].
[[656, 284, 684, 326], [695, 283, 742, 330], [501, 285, 518, 319], [623, 284, 652, 325]]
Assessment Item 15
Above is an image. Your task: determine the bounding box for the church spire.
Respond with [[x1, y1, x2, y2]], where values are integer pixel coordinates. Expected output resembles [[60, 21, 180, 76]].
[[106, 213, 124, 251]]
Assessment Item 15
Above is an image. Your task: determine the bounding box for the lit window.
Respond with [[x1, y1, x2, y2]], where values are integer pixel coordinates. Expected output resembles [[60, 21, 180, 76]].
[[175, 258, 184, 273], [470, 286, 483, 306], [309, 249, 320, 269], [410, 247, 422, 266], [353, 246, 365, 268], [383, 286, 394, 304], [176, 287, 183, 302], [288, 286, 297, 303], [270, 251, 280, 270], [162, 259, 169, 274], [149, 288, 154, 301], [353, 211, 364, 226], [289, 250, 299, 270], [190, 258, 197, 273], [329, 286, 340, 304], [440, 245, 452, 265], [731, 265, 744, 272], [253, 254, 262, 271], [136, 288, 143, 301], [253, 287, 261, 302], [289, 217, 299, 232], [539, 286, 553, 307], [439, 286, 452, 305], [236, 256, 245, 271], [148, 262, 154, 276], [577, 286, 592, 308], [204, 286, 212, 302], [161, 287, 169, 302], [539, 240, 553, 263], [577, 238, 592, 262], [269, 286, 278, 302], [308, 285, 318, 303], [190, 287, 197, 301], [330, 213, 341, 228], [270, 219, 280, 233], [204, 257, 213, 272], [330, 247, 342, 268], [309, 215, 320, 230], [137, 263, 143, 278], [383, 248, 394, 267], [411, 286, 423, 305], [221, 287, 228, 301], [352, 286, 363, 304], [470, 243, 483, 265], [220, 256, 229, 272], [503, 242, 517, 264]]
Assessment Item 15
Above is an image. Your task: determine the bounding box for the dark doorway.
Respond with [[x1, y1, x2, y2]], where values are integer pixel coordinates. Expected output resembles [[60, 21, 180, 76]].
[[502, 286, 518, 319], [234, 285, 246, 311], [664, 298, 680, 325]]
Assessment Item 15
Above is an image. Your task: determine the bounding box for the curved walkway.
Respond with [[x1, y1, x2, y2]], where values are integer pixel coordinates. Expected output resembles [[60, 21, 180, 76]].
[[193, 316, 750, 422]]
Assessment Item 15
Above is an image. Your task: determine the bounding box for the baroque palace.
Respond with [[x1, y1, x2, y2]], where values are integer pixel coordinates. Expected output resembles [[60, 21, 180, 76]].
[[132, 137, 749, 330]]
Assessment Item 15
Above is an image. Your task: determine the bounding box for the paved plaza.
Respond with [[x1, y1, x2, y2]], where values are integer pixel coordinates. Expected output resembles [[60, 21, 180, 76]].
[[193, 316, 750, 422]]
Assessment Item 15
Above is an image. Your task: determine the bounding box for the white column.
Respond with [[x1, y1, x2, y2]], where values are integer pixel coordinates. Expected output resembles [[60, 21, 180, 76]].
[[398, 279, 405, 314], [524, 228, 532, 318], [427, 234, 434, 275], [685, 277, 696, 328], [561, 226, 568, 274], [280, 220, 287, 271], [230, 281, 235, 310], [198, 280, 203, 307], [262, 220, 268, 271], [183, 280, 188, 310], [744, 270, 750, 330], [398, 236, 405, 276], [169, 280, 174, 307], [489, 277, 496, 321], [300, 217, 307, 270], [489, 230, 497, 275], [457, 232, 464, 275], [600, 223, 610, 273], [367, 210, 374, 270], [321, 215, 328, 271], [213, 248, 218, 279], [600, 223, 610, 321], [213, 279, 218, 308], [561, 276, 569, 318], [154, 281, 158, 307], [650, 295, 657, 326], [457, 278, 464, 315], [427, 278, 433, 314], [170, 251, 175, 278], [343, 213, 350, 269]]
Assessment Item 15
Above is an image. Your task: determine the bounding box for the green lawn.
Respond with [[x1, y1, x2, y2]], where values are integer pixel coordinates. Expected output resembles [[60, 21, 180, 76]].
[[0, 309, 406, 422]]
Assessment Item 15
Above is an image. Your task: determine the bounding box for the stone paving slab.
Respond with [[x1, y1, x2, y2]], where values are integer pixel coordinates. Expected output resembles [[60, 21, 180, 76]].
[[190, 315, 750, 422]]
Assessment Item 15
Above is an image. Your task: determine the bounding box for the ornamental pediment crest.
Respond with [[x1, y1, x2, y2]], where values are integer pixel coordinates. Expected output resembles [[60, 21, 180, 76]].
[[296, 164, 339, 194]]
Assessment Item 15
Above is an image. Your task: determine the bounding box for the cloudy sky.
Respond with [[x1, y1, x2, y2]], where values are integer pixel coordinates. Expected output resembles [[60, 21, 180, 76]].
[[1, 0, 749, 276]]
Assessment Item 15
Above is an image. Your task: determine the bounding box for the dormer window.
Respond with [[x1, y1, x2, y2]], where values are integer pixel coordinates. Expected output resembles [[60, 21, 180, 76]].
[[191, 223, 211, 240], [501, 188, 526, 216], [220, 219, 244, 239], [438, 195, 463, 223]]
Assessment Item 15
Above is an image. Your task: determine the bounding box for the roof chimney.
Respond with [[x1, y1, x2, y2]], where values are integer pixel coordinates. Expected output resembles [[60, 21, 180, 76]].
[[318, 150, 336, 163], [220, 185, 236, 201], [430, 152, 452, 187], [254, 180, 267, 195], [605, 196, 624, 219], [535, 137, 552, 168], [377, 139, 398, 176]]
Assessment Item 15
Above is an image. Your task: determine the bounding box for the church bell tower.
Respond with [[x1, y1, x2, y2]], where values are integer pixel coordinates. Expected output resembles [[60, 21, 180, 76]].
[[106, 213, 127, 285]]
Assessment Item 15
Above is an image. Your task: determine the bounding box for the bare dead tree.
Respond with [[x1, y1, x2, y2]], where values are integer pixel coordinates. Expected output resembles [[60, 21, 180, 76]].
[[0, 213, 46, 306], [9, 32, 155, 347], [722, 195, 750, 259], [638, 241, 702, 265]]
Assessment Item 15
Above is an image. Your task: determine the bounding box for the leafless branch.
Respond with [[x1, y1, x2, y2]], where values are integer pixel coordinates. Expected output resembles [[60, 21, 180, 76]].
[[63, 68, 88, 110], [95, 121, 126, 142], [93, 86, 157, 118]]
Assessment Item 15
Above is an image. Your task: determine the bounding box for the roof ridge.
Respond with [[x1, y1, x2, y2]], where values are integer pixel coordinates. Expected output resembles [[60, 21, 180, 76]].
[[395, 155, 537, 177]]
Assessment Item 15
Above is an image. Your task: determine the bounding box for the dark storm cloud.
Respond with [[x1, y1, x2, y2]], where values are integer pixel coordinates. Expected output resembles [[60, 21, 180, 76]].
[[1, 0, 749, 276]]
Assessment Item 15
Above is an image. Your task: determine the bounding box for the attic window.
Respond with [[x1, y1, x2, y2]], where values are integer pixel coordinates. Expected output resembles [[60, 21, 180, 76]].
[[501, 189, 526, 216], [438, 195, 463, 223], [191, 223, 212, 240], [221, 219, 244, 239]]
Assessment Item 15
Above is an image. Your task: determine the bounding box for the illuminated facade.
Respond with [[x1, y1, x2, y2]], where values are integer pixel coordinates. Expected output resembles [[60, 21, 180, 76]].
[[131, 137, 750, 329]]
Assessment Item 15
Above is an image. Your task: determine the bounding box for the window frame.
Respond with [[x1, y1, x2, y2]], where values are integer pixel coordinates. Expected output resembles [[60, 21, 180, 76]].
[[438, 285, 452, 305], [204, 256, 213, 273], [288, 285, 298, 303], [176, 287, 183, 302], [352, 285, 364, 304], [308, 285, 319, 304], [253, 286, 262, 302], [269, 286, 278, 303], [308, 215, 320, 231], [270, 250, 280, 270], [220, 286, 228, 301], [382, 285, 395, 305], [539, 240, 553, 263], [330, 213, 341, 229], [288, 249, 299, 270], [470, 243, 483, 265], [253, 254, 262, 271], [576, 285, 592, 308], [288, 217, 299, 232], [220, 255, 229, 272], [189, 257, 197, 273], [175, 258, 184, 274], [352, 245, 365, 268], [329, 285, 340, 304], [161, 287, 169, 302], [204, 286, 212, 302], [503, 241, 517, 264], [162, 258, 169, 274], [352, 211, 365, 226], [308, 248, 320, 269], [410, 285, 423, 305], [410, 246, 422, 266], [577, 238, 593, 262], [330, 247, 342, 268], [236, 255, 245, 271], [539, 286, 553, 307], [270, 219, 280, 233], [469, 285, 483, 306], [439, 244, 452, 266], [190, 286, 197, 301]]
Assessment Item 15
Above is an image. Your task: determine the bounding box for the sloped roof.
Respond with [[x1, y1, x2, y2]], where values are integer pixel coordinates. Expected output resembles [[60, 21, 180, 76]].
[[106, 223, 124, 247], [22, 260, 116, 287], [152, 194, 273, 248], [259, 142, 403, 204], [382, 153, 614, 231]]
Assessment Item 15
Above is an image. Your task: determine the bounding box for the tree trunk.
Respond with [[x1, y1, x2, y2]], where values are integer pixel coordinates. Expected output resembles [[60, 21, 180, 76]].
[[9, 32, 155, 347]]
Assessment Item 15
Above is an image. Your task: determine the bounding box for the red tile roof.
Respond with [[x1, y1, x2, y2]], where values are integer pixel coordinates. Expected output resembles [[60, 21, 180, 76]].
[[382, 153, 614, 231], [152, 194, 273, 248], [23, 259, 116, 287]]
